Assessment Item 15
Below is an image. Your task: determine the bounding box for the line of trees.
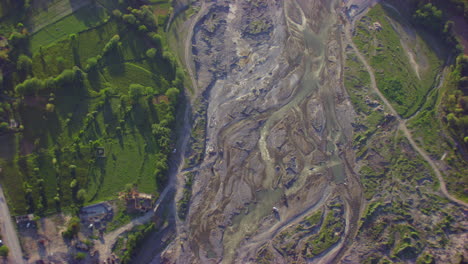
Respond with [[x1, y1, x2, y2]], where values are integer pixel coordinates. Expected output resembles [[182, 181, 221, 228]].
[[14, 67, 85, 96]]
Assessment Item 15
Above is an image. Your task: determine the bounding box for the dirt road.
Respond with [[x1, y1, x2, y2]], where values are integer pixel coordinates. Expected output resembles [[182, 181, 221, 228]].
[[0, 185, 25, 264], [344, 23, 468, 208]]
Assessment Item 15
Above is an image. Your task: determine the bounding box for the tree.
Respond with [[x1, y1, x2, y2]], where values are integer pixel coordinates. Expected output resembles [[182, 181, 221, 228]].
[[148, 33, 162, 48], [17, 54, 32, 73], [138, 25, 148, 32], [85, 57, 99, 72], [447, 113, 458, 127], [54, 69, 75, 86], [77, 189, 86, 202], [8, 32, 26, 48], [165, 87, 179, 104], [146, 48, 157, 59], [0, 245, 9, 257], [70, 179, 77, 189], [122, 14, 137, 25], [46, 103, 55, 112], [151, 123, 171, 139], [103, 35, 120, 54], [112, 9, 122, 18], [56, 56, 66, 70], [413, 3, 443, 32], [129, 84, 145, 101]]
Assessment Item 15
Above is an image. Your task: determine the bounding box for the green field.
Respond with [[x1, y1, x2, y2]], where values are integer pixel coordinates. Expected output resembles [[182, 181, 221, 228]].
[[0, 0, 180, 216], [353, 4, 442, 118]]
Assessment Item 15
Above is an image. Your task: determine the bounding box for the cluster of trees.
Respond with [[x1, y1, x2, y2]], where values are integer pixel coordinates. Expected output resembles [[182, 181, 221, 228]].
[[113, 5, 157, 30], [119, 223, 155, 263], [409, 1, 468, 146], [411, 1, 464, 53], [443, 55, 468, 145]]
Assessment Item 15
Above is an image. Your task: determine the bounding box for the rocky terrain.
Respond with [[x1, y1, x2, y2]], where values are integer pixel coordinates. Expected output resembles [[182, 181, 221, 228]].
[[151, 0, 467, 263]]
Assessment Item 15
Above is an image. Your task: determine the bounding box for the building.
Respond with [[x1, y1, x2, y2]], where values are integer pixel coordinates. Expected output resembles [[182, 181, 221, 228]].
[[121, 190, 155, 213]]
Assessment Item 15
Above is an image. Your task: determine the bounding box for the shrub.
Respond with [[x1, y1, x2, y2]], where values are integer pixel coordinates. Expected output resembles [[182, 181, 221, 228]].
[[0, 245, 9, 257], [75, 252, 86, 260], [62, 217, 80, 239]]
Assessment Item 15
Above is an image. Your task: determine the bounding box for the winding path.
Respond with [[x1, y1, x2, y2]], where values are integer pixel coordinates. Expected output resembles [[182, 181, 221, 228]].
[[344, 23, 468, 208]]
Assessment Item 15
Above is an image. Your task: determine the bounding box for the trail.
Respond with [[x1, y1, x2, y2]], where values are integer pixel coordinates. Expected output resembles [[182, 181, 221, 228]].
[[344, 22, 468, 208], [0, 185, 25, 264]]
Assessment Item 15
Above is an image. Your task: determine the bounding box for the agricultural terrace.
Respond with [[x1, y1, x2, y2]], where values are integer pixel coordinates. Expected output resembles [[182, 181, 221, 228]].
[[0, 0, 182, 216]]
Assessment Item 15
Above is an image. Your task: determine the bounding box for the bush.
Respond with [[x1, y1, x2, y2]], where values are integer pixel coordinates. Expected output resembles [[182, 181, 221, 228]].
[[0, 245, 9, 257], [45, 103, 55, 112], [75, 252, 86, 260]]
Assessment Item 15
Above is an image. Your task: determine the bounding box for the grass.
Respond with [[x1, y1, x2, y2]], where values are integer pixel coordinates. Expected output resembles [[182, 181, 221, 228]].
[[303, 204, 344, 258], [353, 4, 442, 118], [29, 4, 110, 53], [2, 2, 179, 215], [101, 60, 172, 95]]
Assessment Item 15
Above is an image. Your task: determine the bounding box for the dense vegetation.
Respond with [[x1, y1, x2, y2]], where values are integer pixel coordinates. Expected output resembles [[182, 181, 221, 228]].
[[113, 222, 156, 264], [0, 0, 181, 216]]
